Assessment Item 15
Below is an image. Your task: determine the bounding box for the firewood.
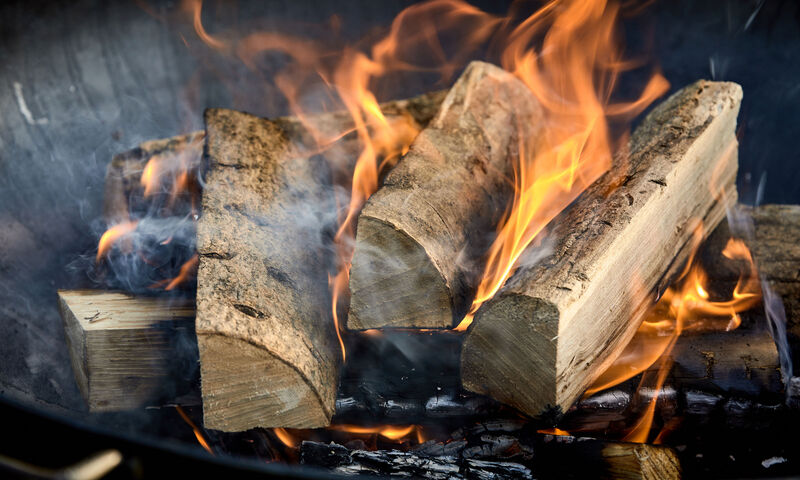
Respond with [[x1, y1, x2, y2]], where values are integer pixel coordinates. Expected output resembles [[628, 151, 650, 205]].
[[348, 61, 545, 329], [103, 132, 205, 224], [57, 290, 195, 411], [704, 204, 800, 373], [533, 435, 681, 480], [197, 92, 446, 432], [102, 92, 446, 223], [461, 80, 742, 418]]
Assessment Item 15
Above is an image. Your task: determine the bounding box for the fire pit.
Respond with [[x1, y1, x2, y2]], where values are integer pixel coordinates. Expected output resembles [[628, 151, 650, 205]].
[[3, 1, 800, 479]]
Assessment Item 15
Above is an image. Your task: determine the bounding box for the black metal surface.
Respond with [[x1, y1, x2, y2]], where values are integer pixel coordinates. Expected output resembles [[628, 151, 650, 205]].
[[1, 0, 799, 476], [0, 393, 342, 479]]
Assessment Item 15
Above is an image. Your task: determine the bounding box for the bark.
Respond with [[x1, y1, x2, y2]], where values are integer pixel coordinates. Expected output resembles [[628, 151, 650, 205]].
[[348, 61, 545, 329], [197, 92, 445, 431], [462, 81, 743, 417]]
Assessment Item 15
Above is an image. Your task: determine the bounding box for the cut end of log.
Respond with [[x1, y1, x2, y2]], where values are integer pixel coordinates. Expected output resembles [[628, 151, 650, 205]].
[[198, 334, 331, 431], [348, 216, 452, 329], [461, 295, 559, 412]]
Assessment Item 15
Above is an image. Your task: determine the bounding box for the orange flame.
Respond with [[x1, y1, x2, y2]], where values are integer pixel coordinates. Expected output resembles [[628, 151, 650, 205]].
[[176, 406, 214, 455], [585, 225, 762, 443], [96, 221, 139, 263], [538, 427, 570, 436], [455, 0, 668, 331], [273, 428, 299, 449], [327, 424, 418, 441]]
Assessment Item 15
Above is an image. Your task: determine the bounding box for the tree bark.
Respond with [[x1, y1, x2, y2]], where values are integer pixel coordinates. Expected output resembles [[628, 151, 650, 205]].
[[197, 92, 445, 431], [461, 80, 742, 418], [348, 61, 545, 329]]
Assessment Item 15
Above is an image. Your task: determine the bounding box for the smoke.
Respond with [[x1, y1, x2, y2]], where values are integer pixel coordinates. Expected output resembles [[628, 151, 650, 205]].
[[725, 203, 793, 385]]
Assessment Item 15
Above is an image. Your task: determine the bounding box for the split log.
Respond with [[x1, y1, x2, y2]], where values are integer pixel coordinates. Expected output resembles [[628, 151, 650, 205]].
[[709, 204, 800, 373], [197, 92, 445, 432], [102, 91, 446, 223], [57, 290, 196, 411], [462, 81, 742, 417], [348, 61, 545, 329]]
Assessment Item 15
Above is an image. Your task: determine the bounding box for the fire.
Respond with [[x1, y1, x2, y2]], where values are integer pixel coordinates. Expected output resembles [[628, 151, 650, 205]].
[[273, 428, 299, 449], [585, 225, 762, 443], [271, 425, 421, 449], [176, 406, 214, 455], [456, 0, 668, 331], [96, 221, 138, 263], [538, 427, 570, 436], [328, 424, 418, 441]]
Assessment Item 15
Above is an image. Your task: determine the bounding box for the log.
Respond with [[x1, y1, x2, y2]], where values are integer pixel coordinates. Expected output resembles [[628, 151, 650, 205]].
[[196, 92, 445, 431], [57, 290, 196, 411], [299, 438, 679, 480], [728, 204, 800, 373], [103, 131, 205, 224], [347, 61, 545, 329], [462, 80, 742, 418], [533, 435, 681, 480]]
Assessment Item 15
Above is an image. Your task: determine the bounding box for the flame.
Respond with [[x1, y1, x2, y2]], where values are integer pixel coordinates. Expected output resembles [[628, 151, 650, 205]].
[[175, 406, 214, 455], [585, 225, 762, 442], [327, 424, 418, 442], [538, 427, 570, 436], [273, 428, 299, 449], [165, 254, 199, 291], [455, 0, 668, 331], [96, 221, 139, 262]]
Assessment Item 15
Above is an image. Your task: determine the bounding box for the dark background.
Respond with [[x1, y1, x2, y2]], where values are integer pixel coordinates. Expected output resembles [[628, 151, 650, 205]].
[[0, 0, 798, 445]]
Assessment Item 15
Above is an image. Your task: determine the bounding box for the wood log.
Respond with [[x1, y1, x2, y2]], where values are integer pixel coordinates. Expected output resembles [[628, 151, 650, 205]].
[[196, 92, 445, 432], [347, 61, 545, 329], [716, 204, 800, 373], [462, 80, 742, 418], [103, 132, 205, 224], [57, 290, 195, 411]]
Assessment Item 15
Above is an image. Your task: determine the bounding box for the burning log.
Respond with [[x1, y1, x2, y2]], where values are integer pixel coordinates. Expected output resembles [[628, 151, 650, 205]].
[[103, 131, 205, 224], [721, 204, 800, 372], [461, 81, 742, 418], [196, 92, 445, 432], [347, 61, 545, 329], [57, 290, 196, 411]]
